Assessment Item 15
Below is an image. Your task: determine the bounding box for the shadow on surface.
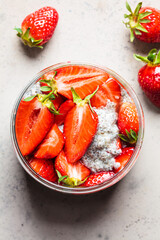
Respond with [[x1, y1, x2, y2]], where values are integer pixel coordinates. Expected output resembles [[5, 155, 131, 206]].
[[25, 172, 119, 225], [19, 42, 48, 58], [131, 38, 160, 54]]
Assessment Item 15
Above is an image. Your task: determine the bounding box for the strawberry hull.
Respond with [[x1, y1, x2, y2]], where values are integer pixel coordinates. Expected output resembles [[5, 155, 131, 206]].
[[11, 63, 144, 194]]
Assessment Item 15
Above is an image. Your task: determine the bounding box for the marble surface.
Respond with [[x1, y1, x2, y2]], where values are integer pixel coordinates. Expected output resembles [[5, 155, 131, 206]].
[[0, 0, 160, 239]]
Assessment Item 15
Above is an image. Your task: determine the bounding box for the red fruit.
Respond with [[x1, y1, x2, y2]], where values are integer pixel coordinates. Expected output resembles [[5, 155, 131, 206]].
[[16, 98, 54, 156], [55, 100, 75, 126], [43, 65, 109, 99], [115, 147, 134, 172], [116, 138, 122, 151], [15, 6, 58, 48], [118, 102, 139, 135], [124, 2, 160, 43], [52, 95, 64, 110], [64, 88, 98, 163], [29, 158, 57, 182], [135, 49, 160, 108], [34, 124, 64, 159], [91, 76, 121, 110], [55, 151, 90, 181], [82, 171, 115, 187]]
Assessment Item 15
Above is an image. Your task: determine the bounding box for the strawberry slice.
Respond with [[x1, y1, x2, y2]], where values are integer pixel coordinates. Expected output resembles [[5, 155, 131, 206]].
[[90, 76, 121, 110], [55, 100, 75, 126], [64, 88, 98, 163], [29, 158, 57, 182], [51, 94, 64, 110], [82, 171, 115, 187], [16, 98, 54, 156], [115, 147, 134, 173], [43, 65, 109, 99], [34, 124, 64, 159], [55, 151, 90, 183]]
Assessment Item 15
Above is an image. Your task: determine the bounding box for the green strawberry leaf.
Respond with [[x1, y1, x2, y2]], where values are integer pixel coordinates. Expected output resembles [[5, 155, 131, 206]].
[[23, 27, 30, 40], [126, 1, 133, 14], [119, 134, 129, 142], [119, 129, 138, 145], [56, 170, 68, 183], [135, 29, 142, 35], [56, 170, 87, 187], [139, 19, 151, 23], [136, 24, 148, 33], [124, 14, 131, 19], [23, 95, 36, 102], [71, 87, 82, 104], [49, 94, 56, 100], [147, 48, 157, 62], [130, 129, 137, 141], [134, 2, 142, 16], [139, 11, 152, 19], [154, 50, 160, 65], [130, 29, 135, 42], [84, 86, 99, 103], [134, 54, 150, 63], [40, 86, 52, 92], [53, 71, 57, 78]]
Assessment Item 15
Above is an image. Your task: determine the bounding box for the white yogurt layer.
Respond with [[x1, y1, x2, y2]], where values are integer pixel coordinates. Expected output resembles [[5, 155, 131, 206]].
[[24, 82, 41, 98], [121, 87, 132, 104], [82, 100, 121, 173]]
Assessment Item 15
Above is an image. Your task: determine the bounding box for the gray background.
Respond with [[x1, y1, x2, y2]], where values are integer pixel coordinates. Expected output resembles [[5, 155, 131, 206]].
[[0, 0, 160, 239]]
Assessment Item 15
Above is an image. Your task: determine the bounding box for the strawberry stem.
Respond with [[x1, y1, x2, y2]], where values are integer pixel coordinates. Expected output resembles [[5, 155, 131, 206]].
[[119, 129, 138, 144], [15, 27, 43, 48], [134, 48, 160, 66], [71, 87, 99, 112], [124, 2, 152, 42]]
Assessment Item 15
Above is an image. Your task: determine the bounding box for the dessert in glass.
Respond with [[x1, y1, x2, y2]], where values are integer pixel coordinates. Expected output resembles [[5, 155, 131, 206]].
[[11, 63, 144, 194]]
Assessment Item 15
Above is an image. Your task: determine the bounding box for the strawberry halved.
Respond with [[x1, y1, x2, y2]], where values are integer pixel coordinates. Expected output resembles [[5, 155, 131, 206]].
[[64, 88, 99, 163], [64, 102, 98, 163], [43, 65, 109, 99], [55, 151, 90, 181], [90, 76, 121, 110], [29, 158, 57, 182], [34, 124, 64, 159], [115, 147, 134, 173], [82, 171, 115, 187], [16, 98, 54, 156], [55, 100, 75, 126]]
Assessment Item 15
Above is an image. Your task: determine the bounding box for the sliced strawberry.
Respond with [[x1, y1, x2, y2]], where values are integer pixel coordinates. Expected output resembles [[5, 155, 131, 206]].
[[34, 124, 64, 159], [82, 171, 115, 187], [43, 65, 109, 99], [64, 88, 98, 163], [16, 98, 54, 156], [91, 76, 121, 110], [55, 151, 90, 181], [51, 94, 64, 110], [115, 147, 134, 173], [118, 102, 139, 135], [55, 100, 75, 126], [29, 158, 57, 182], [116, 138, 122, 151]]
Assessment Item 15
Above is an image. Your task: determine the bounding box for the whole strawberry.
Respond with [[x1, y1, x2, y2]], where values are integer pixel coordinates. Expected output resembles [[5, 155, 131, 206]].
[[124, 2, 160, 42], [15, 6, 58, 48], [134, 49, 160, 108], [118, 102, 139, 144]]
